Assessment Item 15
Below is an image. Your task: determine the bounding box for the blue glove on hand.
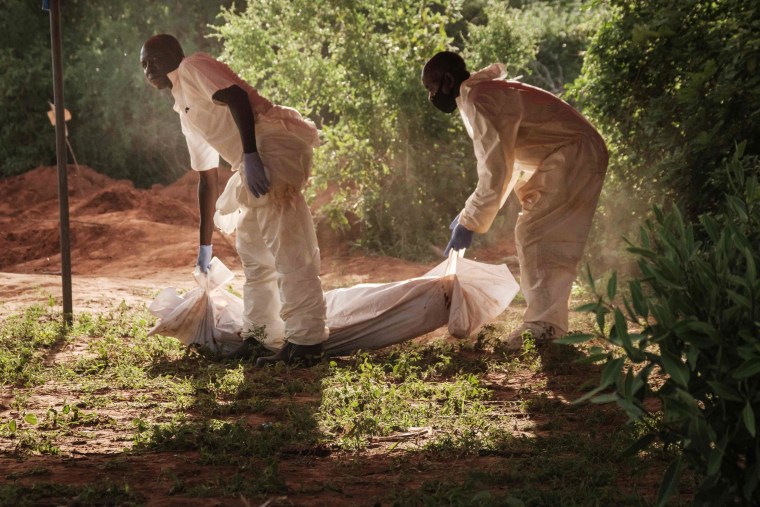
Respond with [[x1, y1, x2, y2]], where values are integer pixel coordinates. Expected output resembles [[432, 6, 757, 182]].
[[444, 217, 474, 256], [197, 244, 212, 273], [243, 152, 270, 198]]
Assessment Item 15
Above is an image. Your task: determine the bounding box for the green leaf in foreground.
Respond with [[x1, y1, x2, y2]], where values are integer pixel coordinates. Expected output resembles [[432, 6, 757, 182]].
[[656, 457, 683, 507]]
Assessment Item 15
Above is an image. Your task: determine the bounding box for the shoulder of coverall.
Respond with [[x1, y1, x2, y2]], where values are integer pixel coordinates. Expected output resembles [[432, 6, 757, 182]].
[[463, 63, 507, 87], [177, 53, 274, 114], [175, 52, 218, 81], [464, 72, 525, 125], [462, 64, 518, 107], [497, 79, 607, 146]]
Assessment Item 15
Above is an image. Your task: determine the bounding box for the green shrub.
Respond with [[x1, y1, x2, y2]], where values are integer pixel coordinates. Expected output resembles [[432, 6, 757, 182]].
[[564, 147, 760, 505], [215, 0, 602, 259], [571, 0, 760, 219]]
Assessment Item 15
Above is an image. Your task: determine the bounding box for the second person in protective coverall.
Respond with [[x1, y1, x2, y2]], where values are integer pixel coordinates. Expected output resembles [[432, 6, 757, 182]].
[[140, 34, 327, 365], [421, 51, 608, 349]]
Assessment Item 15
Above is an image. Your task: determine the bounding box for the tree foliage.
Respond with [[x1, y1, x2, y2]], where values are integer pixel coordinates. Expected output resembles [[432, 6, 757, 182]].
[[215, 0, 599, 257], [571, 0, 760, 218], [0, 0, 231, 184], [466, 0, 601, 94], [0, 1, 59, 175]]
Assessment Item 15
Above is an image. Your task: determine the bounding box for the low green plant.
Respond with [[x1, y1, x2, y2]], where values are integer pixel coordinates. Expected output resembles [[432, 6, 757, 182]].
[[0, 304, 68, 385], [562, 149, 760, 505], [0, 482, 143, 506], [134, 410, 319, 465], [318, 352, 509, 452]]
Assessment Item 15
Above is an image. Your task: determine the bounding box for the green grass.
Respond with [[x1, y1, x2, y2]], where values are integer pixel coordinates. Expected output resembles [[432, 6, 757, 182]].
[[0, 482, 143, 506], [0, 301, 691, 505]]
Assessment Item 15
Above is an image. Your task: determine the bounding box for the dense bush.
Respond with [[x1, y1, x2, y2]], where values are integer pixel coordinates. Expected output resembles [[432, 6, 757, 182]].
[[565, 147, 760, 505], [215, 0, 474, 257], [466, 0, 602, 94], [571, 0, 760, 219], [0, 1, 60, 175], [0, 0, 230, 185], [216, 0, 601, 258]]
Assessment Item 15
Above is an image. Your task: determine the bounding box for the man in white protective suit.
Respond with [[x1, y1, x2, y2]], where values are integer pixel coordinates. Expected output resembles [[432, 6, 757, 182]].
[[140, 34, 327, 366], [421, 51, 608, 349]]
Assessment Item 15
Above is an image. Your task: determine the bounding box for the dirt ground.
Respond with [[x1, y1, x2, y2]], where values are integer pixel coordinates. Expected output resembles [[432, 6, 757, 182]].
[[0, 166, 528, 506], [0, 166, 684, 507]]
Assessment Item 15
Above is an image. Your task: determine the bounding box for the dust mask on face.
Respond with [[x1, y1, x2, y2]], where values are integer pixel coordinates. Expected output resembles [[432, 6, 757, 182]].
[[431, 76, 458, 114]]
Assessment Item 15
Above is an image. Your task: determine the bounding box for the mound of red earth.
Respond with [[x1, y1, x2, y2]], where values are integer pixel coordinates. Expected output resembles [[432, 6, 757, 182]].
[[0, 165, 364, 278], [0, 165, 236, 276]]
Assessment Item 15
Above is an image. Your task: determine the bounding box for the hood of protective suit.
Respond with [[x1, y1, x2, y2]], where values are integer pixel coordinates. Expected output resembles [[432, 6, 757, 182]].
[[464, 63, 508, 86], [456, 63, 508, 138]]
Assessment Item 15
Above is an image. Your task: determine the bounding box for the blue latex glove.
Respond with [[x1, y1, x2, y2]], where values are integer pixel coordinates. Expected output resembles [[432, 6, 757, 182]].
[[243, 152, 270, 198], [444, 216, 474, 256], [197, 244, 212, 273]]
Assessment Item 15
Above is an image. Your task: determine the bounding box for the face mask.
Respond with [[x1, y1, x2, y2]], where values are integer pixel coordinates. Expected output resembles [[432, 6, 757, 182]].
[[431, 76, 458, 114]]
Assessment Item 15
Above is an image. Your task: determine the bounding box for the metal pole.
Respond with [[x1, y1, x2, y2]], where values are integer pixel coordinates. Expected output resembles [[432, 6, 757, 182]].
[[47, 0, 73, 325]]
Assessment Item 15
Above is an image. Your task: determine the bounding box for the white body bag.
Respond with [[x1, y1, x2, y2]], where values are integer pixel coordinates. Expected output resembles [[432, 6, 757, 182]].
[[147, 252, 519, 355]]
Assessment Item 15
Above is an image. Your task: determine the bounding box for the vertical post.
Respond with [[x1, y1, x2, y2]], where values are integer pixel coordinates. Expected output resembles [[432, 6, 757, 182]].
[[46, 0, 73, 325]]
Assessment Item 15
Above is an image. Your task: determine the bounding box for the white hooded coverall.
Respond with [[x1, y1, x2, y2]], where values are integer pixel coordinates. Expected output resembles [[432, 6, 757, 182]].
[[168, 53, 327, 350], [455, 64, 608, 335]]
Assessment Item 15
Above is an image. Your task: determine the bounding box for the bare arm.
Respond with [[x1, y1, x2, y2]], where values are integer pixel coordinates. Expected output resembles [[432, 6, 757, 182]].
[[198, 168, 219, 245], [212, 84, 257, 153]]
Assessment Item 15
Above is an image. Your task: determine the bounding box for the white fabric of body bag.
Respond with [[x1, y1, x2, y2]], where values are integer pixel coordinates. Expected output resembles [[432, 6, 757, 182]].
[[147, 251, 519, 355], [324, 251, 518, 355], [147, 258, 243, 353]]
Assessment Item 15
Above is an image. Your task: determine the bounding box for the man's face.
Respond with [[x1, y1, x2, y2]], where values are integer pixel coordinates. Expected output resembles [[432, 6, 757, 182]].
[[140, 44, 175, 90], [422, 70, 458, 114]]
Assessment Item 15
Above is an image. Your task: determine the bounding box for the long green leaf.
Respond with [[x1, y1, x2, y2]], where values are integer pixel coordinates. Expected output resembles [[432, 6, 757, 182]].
[[746, 247, 757, 285], [618, 398, 644, 420], [680, 320, 717, 341], [743, 402, 756, 437], [621, 433, 656, 457], [656, 457, 683, 507], [596, 305, 607, 333], [726, 289, 751, 309], [573, 302, 603, 313], [607, 272, 618, 300], [623, 296, 638, 323], [630, 280, 648, 318], [572, 385, 606, 405], [585, 263, 595, 293], [706, 446, 723, 477], [575, 353, 610, 365], [614, 309, 646, 362], [707, 381, 745, 402], [733, 358, 760, 380], [600, 357, 625, 389], [627, 246, 657, 259], [726, 195, 749, 222], [590, 393, 618, 404], [702, 215, 720, 242], [660, 350, 690, 387]]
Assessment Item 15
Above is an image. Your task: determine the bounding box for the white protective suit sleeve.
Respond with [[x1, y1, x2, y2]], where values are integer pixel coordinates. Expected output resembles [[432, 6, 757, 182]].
[[456, 66, 524, 234]]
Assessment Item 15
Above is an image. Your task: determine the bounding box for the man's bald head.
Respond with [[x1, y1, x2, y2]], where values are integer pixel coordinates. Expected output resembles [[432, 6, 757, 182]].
[[422, 51, 469, 82], [142, 34, 184, 61], [140, 34, 185, 90]]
